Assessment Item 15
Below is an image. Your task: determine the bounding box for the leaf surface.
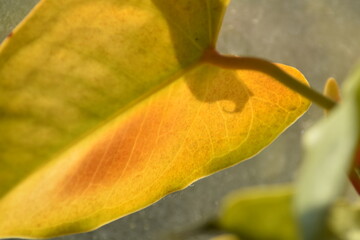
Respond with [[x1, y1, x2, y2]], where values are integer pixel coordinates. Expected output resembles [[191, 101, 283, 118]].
[[295, 64, 360, 240], [0, 0, 227, 199], [0, 0, 310, 238], [217, 186, 300, 240], [217, 186, 360, 240], [328, 199, 360, 240]]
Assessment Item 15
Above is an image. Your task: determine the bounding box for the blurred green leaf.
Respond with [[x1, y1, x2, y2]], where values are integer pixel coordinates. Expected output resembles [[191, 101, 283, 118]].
[[217, 186, 301, 240], [295, 64, 360, 240], [328, 200, 360, 240], [217, 185, 360, 240], [215, 184, 360, 240]]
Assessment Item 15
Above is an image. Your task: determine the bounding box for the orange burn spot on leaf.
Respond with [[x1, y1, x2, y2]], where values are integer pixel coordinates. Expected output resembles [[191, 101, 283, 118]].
[[59, 109, 163, 198]]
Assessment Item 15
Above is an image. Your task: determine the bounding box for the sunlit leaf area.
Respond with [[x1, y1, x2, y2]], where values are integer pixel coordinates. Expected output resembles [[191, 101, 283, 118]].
[[1, 0, 360, 240]]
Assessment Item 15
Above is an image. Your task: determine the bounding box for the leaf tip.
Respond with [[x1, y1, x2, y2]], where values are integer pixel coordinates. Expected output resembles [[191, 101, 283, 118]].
[[323, 77, 341, 103]]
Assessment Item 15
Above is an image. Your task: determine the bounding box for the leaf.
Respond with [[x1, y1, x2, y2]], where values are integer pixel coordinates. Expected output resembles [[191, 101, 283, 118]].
[[0, 0, 310, 238], [328, 199, 360, 240], [217, 185, 360, 240], [323, 77, 341, 115], [217, 186, 301, 240], [349, 145, 360, 194], [0, 0, 227, 198], [295, 64, 360, 240], [323, 78, 341, 103]]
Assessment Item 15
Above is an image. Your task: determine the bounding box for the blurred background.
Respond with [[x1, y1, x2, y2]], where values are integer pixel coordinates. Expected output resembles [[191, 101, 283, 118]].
[[1, 0, 360, 239]]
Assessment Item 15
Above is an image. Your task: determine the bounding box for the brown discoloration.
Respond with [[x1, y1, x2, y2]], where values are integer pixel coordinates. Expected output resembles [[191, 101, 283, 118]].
[[58, 107, 165, 198]]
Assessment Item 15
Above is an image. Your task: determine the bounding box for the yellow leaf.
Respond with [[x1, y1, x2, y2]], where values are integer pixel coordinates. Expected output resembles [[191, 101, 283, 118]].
[[323, 77, 341, 103], [0, 0, 228, 200], [0, 0, 309, 238]]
